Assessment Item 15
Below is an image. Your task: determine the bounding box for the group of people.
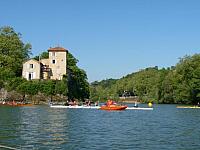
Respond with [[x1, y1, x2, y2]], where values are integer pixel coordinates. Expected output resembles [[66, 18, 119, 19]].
[[85, 100, 99, 106], [64, 99, 99, 106], [64, 100, 77, 106]]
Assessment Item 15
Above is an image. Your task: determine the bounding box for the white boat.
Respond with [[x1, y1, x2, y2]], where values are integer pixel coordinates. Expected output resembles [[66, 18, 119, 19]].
[[50, 105, 100, 109], [126, 107, 153, 110], [50, 105, 153, 110]]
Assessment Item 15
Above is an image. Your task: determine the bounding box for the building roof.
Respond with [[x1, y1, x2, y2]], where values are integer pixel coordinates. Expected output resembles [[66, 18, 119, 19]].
[[23, 59, 40, 64], [48, 47, 68, 52]]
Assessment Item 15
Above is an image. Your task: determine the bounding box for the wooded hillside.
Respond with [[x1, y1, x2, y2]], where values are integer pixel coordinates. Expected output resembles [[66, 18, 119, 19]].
[[90, 54, 200, 104]]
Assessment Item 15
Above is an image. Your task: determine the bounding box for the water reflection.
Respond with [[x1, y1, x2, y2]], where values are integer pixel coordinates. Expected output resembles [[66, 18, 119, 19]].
[[17, 106, 70, 149]]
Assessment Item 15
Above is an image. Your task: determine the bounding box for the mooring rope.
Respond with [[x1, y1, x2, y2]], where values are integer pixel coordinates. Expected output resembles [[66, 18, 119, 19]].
[[0, 144, 20, 150]]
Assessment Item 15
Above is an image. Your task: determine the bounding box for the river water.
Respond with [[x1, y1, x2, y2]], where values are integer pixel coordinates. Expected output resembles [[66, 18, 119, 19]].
[[0, 104, 200, 150]]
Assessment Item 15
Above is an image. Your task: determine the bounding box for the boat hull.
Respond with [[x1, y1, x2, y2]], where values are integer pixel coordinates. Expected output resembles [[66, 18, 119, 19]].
[[126, 107, 153, 110], [100, 105, 127, 110], [50, 105, 100, 109], [50, 105, 153, 110]]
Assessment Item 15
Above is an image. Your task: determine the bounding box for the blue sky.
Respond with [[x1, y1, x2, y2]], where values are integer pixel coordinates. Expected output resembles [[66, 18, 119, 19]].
[[1, 0, 200, 82]]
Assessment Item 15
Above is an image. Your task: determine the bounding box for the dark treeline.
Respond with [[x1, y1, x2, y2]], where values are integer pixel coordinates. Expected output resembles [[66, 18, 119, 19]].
[[90, 54, 200, 104], [0, 26, 89, 103]]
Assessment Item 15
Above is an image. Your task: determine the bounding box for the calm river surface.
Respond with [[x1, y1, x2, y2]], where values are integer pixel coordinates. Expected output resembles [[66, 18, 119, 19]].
[[0, 104, 200, 150]]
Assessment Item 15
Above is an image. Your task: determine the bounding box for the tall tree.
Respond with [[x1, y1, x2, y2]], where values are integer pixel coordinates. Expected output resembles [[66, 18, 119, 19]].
[[67, 52, 90, 101], [173, 54, 200, 104], [0, 26, 31, 77]]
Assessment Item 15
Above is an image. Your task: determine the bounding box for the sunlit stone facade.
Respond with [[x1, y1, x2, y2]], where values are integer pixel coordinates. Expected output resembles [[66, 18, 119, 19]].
[[22, 47, 67, 80]]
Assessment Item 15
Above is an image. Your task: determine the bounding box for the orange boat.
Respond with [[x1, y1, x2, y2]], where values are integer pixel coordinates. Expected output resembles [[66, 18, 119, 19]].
[[100, 100, 127, 110], [100, 105, 127, 110]]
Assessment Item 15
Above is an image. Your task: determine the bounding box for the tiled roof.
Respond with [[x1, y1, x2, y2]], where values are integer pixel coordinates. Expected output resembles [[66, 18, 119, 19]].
[[48, 47, 68, 52]]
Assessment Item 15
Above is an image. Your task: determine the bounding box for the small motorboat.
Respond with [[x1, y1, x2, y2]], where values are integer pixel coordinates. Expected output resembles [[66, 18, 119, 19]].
[[100, 105, 127, 110], [100, 100, 127, 111]]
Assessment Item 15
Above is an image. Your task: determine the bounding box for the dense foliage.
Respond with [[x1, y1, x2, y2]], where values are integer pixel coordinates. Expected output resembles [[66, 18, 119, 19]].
[[0, 26, 31, 86], [90, 54, 200, 104]]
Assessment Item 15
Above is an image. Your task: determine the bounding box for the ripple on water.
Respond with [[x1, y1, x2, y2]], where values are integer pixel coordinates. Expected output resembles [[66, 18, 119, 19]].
[[1, 105, 200, 149]]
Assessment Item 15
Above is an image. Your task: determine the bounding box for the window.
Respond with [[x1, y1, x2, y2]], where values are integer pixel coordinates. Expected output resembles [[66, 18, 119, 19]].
[[52, 60, 56, 64], [28, 72, 33, 80], [30, 64, 34, 68], [52, 52, 55, 56]]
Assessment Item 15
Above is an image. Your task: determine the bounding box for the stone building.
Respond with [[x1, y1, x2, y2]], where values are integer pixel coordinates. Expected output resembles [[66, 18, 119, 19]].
[[22, 46, 68, 80]]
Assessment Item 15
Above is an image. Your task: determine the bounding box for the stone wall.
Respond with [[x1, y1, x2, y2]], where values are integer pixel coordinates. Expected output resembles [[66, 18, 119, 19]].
[[49, 51, 67, 80]]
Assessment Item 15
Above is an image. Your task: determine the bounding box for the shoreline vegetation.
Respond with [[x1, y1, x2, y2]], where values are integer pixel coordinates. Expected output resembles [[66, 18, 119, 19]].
[[90, 55, 200, 105], [0, 26, 200, 105]]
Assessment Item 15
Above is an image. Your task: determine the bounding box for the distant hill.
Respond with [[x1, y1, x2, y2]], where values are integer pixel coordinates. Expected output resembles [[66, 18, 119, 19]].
[[90, 54, 200, 104]]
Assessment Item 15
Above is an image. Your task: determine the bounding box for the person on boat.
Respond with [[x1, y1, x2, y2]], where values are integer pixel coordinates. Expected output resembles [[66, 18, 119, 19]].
[[134, 102, 138, 108], [68, 100, 74, 106], [106, 100, 118, 107], [95, 101, 99, 106], [106, 100, 114, 106], [12, 100, 17, 106], [87, 100, 91, 106], [2, 100, 5, 105], [73, 100, 78, 106], [64, 100, 69, 106]]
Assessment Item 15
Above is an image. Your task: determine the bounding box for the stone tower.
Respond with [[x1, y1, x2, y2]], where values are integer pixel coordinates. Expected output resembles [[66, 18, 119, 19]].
[[48, 47, 67, 80]]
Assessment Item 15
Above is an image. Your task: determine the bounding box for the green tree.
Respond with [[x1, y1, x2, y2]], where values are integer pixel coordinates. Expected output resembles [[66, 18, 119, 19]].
[[0, 26, 31, 77], [55, 79, 68, 96], [67, 52, 90, 101], [34, 51, 49, 61], [17, 81, 29, 101], [158, 69, 176, 103], [6, 77, 26, 92], [173, 54, 200, 104], [0, 68, 15, 88], [16, 80, 40, 102], [40, 80, 56, 101]]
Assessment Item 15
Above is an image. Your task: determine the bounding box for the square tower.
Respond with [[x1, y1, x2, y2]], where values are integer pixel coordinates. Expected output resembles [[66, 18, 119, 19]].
[[48, 47, 68, 80]]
